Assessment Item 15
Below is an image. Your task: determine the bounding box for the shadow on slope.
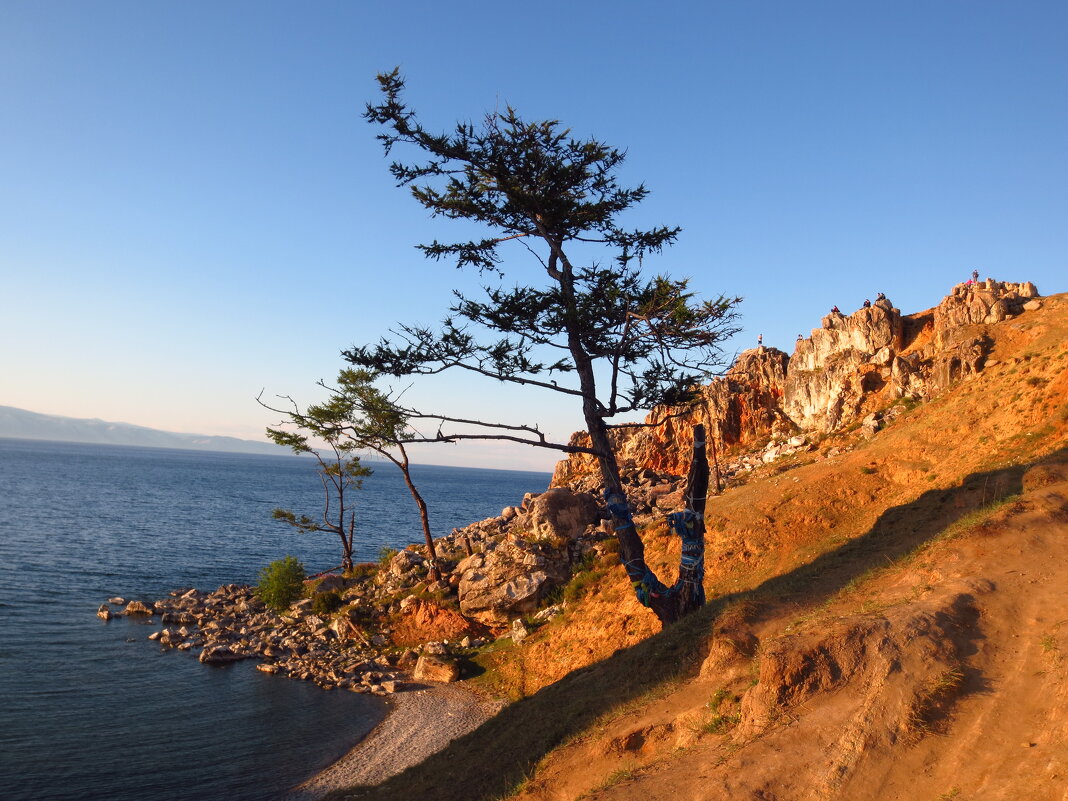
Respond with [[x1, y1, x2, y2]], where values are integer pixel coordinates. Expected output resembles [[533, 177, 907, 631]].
[[325, 453, 1056, 801]]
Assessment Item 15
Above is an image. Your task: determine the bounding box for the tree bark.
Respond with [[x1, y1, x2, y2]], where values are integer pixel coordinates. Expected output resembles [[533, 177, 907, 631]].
[[672, 423, 708, 616], [592, 419, 708, 628], [396, 452, 442, 581]]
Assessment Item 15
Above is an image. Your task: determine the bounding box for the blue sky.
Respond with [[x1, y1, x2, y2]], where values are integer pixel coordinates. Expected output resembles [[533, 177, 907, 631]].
[[2, 1, 1065, 471]]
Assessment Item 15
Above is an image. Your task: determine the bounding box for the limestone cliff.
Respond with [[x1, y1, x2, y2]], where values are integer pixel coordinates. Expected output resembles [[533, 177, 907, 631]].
[[551, 347, 792, 485], [552, 281, 1043, 486]]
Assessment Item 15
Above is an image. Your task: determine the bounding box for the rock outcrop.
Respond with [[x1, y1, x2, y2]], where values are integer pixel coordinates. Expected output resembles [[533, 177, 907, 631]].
[[552, 347, 793, 485], [933, 280, 1038, 346], [551, 281, 1042, 487], [784, 298, 903, 432]]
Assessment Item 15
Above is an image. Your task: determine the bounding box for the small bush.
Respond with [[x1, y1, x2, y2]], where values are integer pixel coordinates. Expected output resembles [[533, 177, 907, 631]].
[[562, 565, 606, 605], [311, 589, 344, 616], [256, 556, 306, 612], [345, 562, 378, 581], [378, 546, 398, 566]]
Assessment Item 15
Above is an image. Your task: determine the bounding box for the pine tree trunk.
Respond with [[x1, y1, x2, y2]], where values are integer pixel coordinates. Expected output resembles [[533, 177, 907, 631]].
[[398, 459, 441, 582], [672, 424, 708, 616], [589, 418, 708, 628]]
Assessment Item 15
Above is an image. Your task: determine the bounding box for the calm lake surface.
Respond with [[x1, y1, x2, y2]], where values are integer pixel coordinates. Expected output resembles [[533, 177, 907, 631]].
[[0, 438, 549, 801]]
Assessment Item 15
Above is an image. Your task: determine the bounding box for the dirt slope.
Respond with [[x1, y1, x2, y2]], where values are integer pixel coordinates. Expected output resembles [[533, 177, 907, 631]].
[[328, 292, 1068, 801], [517, 457, 1067, 801]]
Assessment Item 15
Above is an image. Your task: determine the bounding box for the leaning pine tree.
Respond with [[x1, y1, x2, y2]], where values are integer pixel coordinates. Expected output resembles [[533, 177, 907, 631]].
[[349, 70, 741, 626]]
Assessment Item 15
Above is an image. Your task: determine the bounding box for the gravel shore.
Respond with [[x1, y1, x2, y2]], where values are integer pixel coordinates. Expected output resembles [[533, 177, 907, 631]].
[[282, 683, 505, 800]]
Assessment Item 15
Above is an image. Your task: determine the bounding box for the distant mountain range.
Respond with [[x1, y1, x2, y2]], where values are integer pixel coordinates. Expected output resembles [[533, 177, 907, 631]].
[[0, 405, 287, 456]]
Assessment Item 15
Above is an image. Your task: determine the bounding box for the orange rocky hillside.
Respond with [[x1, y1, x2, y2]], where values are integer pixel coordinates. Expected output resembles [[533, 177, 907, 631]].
[[330, 286, 1067, 801]]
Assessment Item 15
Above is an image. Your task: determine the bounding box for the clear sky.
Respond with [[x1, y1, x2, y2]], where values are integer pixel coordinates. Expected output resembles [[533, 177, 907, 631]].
[[2, 1, 1065, 471]]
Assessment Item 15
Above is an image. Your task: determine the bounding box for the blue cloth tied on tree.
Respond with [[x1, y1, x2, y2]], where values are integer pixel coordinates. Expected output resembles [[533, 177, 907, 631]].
[[606, 487, 705, 608]]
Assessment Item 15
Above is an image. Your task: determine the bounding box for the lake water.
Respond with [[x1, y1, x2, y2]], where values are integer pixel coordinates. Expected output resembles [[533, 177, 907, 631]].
[[0, 438, 550, 801]]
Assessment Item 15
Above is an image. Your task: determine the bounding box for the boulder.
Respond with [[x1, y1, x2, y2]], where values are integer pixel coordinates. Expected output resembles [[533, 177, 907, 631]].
[[161, 611, 197, 625], [390, 599, 481, 647], [311, 574, 347, 593], [124, 600, 155, 616], [512, 488, 599, 542], [198, 645, 247, 664], [532, 604, 564, 623], [456, 541, 571, 626], [390, 549, 427, 578], [511, 618, 530, 644], [412, 653, 461, 683], [96, 604, 112, 621]]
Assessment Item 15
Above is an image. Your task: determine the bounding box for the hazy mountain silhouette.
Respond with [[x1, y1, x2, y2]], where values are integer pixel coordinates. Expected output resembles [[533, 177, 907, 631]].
[[0, 405, 286, 455]]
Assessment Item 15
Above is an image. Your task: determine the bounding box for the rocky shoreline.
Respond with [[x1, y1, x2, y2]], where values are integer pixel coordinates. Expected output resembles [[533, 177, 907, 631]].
[[99, 584, 412, 694], [93, 483, 666, 697]]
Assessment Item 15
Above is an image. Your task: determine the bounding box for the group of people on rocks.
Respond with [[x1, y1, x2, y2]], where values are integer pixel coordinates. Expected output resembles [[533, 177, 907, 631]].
[[772, 269, 987, 352], [829, 290, 887, 317]]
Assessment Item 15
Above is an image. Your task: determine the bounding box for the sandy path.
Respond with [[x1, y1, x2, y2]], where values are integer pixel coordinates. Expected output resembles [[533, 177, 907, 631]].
[[281, 683, 505, 800]]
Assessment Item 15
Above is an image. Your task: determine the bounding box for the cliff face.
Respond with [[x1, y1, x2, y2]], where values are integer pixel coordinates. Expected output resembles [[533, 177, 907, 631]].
[[552, 281, 1043, 486], [550, 347, 792, 485], [784, 298, 904, 432]]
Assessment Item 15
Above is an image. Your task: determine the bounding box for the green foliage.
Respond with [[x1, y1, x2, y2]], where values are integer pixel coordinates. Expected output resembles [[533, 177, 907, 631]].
[[260, 368, 443, 581], [562, 564, 607, 605], [345, 562, 378, 581], [261, 392, 374, 571], [256, 556, 306, 612], [310, 589, 344, 616], [348, 68, 742, 434], [378, 546, 398, 566]]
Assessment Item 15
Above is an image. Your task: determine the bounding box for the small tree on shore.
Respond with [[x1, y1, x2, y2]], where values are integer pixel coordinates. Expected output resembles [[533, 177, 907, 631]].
[[264, 397, 372, 573], [346, 70, 741, 626], [322, 368, 443, 581], [261, 368, 444, 581]]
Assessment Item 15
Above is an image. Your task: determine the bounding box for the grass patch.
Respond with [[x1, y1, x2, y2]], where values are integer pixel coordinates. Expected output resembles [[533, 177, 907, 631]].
[[701, 687, 742, 735], [906, 668, 966, 737]]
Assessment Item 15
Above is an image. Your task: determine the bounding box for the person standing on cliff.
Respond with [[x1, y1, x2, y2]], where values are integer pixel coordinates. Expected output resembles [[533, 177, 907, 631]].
[[757, 334, 763, 349], [863, 299, 871, 308], [972, 269, 979, 283]]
